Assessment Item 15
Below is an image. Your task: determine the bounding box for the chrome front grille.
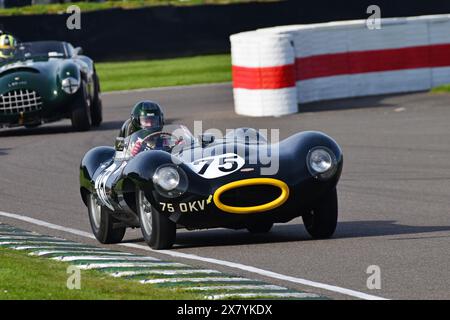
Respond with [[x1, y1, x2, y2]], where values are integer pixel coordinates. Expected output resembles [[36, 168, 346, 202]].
[[0, 89, 43, 115]]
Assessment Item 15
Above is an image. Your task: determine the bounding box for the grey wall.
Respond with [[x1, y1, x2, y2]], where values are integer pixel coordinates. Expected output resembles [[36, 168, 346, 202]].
[[1, 0, 450, 61]]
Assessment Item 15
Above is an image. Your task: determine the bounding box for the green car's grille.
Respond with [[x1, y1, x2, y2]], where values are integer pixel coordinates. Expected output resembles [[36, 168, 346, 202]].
[[0, 89, 43, 115]]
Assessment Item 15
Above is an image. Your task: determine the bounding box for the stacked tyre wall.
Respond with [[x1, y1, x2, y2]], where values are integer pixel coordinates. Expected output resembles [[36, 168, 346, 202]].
[[230, 14, 450, 116]]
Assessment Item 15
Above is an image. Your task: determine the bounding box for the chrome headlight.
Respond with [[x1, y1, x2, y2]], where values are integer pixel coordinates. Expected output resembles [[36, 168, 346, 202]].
[[152, 165, 188, 198], [153, 166, 180, 191], [61, 77, 80, 94], [307, 147, 337, 179]]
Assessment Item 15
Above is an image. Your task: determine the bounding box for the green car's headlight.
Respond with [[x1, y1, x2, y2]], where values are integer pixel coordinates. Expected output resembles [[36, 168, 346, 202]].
[[61, 77, 80, 94]]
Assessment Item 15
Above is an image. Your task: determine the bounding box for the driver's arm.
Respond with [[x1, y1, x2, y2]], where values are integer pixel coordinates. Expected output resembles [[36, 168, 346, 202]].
[[131, 139, 143, 156]]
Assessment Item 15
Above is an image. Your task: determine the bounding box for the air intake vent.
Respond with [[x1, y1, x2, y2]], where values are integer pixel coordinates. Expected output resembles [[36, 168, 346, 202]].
[[220, 185, 282, 207]]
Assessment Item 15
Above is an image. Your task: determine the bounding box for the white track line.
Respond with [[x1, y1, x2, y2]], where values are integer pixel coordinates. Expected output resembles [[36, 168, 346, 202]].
[[0, 235, 67, 241], [0, 211, 388, 300], [207, 292, 320, 300], [79, 262, 186, 269], [30, 250, 133, 257], [110, 269, 221, 277], [0, 231, 39, 235], [0, 241, 87, 246], [141, 277, 252, 284], [76, 262, 180, 270], [52, 255, 159, 262], [182, 285, 288, 291], [11, 245, 111, 251]]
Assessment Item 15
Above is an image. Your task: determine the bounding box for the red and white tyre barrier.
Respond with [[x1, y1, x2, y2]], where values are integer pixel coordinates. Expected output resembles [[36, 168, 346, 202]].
[[230, 32, 297, 117], [230, 14, 450, 116]]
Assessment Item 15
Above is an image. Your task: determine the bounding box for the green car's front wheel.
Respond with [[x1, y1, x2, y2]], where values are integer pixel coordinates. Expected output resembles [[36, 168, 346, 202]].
[[91, 71, 103, 127], [137, 190, 176, 250], [71, 81, 92, 131]]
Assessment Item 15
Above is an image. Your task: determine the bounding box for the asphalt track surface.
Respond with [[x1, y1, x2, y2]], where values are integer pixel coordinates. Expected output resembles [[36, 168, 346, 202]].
[[1, 83, 450, 300]]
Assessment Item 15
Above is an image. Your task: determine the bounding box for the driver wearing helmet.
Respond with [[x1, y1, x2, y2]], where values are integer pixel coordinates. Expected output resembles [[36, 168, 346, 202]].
[[119, 100, 165, 138], [118, 101, 166, 156], [0, 33, 17, 61]]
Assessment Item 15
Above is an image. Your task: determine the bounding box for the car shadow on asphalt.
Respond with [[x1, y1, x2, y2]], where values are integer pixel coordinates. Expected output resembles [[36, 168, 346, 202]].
[[334, 220, 450, 239], [135, 220, 450, 249], [0, 121, 124, 137], [0, 148, 11, 156], [297, 91, 427, 113]]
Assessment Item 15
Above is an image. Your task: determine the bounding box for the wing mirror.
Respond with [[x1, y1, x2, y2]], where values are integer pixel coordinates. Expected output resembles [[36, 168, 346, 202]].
[[115, 137, 125, 151], [200, 133, 215, 147], [74, 47, 83, 56]]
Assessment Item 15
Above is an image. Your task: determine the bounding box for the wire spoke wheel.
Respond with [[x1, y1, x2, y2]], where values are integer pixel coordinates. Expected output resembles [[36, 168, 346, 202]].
[[88, 194, 102, 230], [87, 193, 125, 244], [137, 189, 176, 249], [138, 190, 153, 236]]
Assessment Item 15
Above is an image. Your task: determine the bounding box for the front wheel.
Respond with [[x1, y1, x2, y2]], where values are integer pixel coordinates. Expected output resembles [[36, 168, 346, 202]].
[[137, 190, 176, 250], [71, 81, 91, 131], [302, 188, 338, 239], [91, 72, 103, 127], [87, 193, 126, 244]]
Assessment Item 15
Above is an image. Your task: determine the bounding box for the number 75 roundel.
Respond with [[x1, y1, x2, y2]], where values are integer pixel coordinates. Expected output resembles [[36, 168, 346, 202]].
[[188, 153, 245, 179]]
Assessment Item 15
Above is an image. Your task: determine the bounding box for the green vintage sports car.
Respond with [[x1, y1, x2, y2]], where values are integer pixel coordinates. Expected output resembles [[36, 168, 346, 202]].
[[0, 41, 102, 131]]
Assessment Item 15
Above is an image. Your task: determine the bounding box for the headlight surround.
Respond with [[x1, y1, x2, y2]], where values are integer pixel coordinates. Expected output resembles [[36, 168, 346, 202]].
[[307, 147, 337, 180], [61, 77, 80, 94], [152, 164, 188, 198]]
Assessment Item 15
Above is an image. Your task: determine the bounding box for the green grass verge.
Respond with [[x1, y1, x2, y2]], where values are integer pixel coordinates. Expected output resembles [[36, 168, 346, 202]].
[[96, 54, 231, 92], [431, 84, 450, 93], [0, 0, 277, 16], [0, 248, 200, 300]]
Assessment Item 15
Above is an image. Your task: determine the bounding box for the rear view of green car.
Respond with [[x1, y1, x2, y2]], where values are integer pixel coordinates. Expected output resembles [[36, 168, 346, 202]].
[[0, 40, 102, 131]]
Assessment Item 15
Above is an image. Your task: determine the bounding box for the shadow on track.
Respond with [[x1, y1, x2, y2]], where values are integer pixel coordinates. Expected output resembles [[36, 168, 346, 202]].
[[298, 92, 425, 113], [122, 220, 450, 249], [0, 148, 11, 156], [335, 220, 450, 239]]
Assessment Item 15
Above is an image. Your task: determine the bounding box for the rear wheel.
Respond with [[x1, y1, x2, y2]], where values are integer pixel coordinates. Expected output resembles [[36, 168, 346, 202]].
[[87, 193, 126, 244], [71, 81, 91, 131], [137, 190, 176, 250], [302, 188, 338, 239], [247, 222, 273, 234]]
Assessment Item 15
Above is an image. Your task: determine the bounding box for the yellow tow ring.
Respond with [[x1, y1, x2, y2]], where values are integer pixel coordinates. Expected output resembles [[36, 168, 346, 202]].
[[213, 178, 290, 214]]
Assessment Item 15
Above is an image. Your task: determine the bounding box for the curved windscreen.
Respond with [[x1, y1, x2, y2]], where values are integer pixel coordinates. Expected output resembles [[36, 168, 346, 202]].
[[2, 41, 66, 64], [121, 124, 199, 160], [222, 128, 268, 144]]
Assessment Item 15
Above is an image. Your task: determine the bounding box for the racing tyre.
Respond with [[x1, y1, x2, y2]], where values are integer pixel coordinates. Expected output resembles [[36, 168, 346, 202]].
[[247, 222, 273, 234], [87, 193, 126, 244], [137, 190, 176, 250], [71, 81, 91, 131], [302, 188, 338, 239], [91, 72, 103, 127]]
